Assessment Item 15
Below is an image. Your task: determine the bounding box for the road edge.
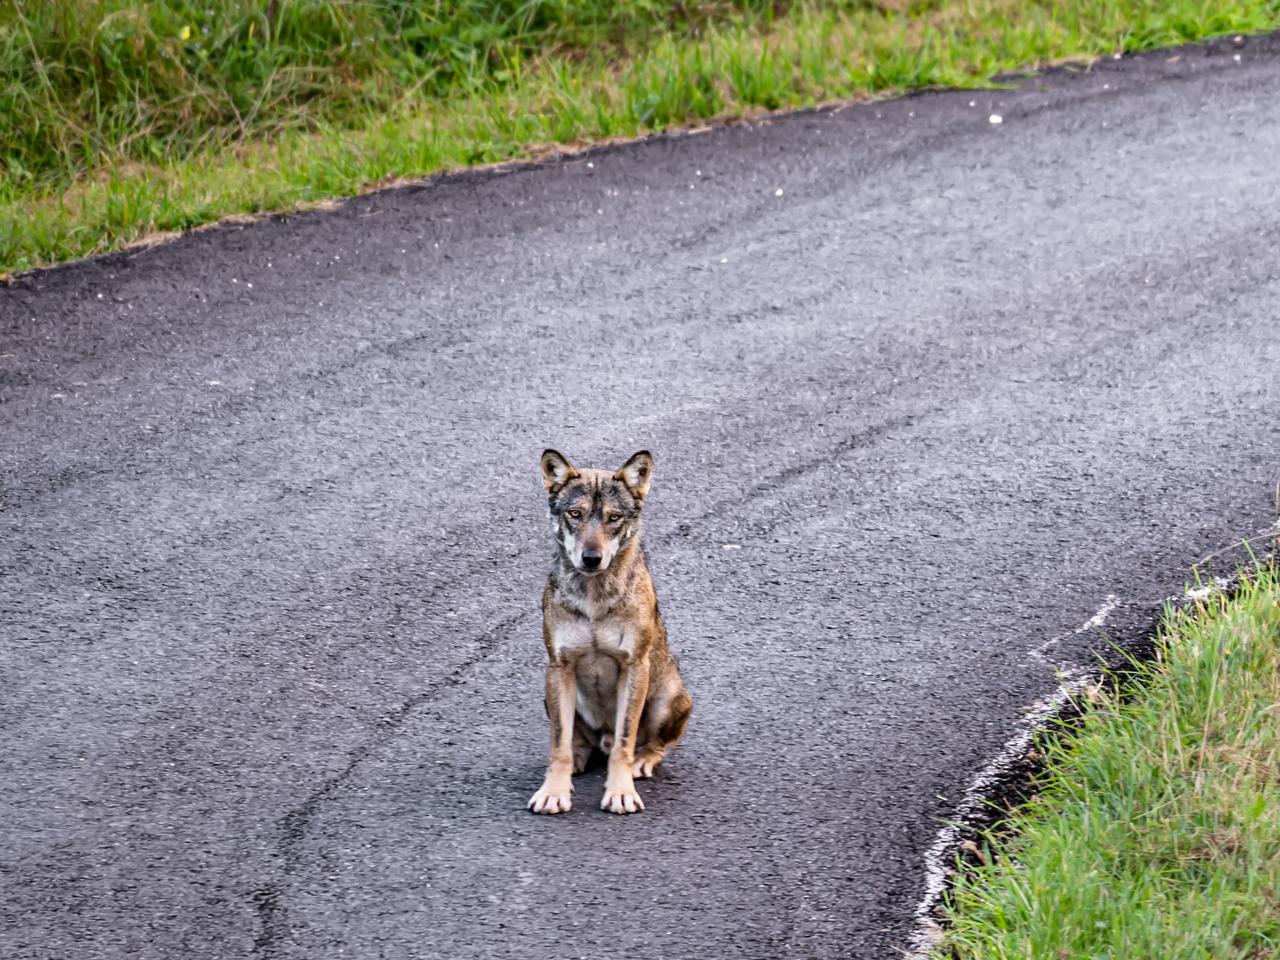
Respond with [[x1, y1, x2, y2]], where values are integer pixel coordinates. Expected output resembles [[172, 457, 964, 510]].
[[905, 524, 1280, 957], [6, 28, 1279, 289]]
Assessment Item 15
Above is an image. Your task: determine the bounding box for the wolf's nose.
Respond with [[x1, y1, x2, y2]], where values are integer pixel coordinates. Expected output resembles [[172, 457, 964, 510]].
[[581, 550, 602, 571]]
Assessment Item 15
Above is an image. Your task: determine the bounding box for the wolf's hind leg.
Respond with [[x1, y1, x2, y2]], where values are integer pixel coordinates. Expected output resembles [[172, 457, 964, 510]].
[[572, 717, 597, 774], [632, 685, 692, 779]]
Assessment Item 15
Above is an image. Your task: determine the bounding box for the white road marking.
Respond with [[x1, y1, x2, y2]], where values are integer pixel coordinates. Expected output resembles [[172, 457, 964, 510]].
[[904, 561, 1261, 958]]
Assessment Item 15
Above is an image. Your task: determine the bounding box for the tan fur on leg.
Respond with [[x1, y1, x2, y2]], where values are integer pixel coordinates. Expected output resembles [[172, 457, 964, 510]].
[[529, 663, 576, 814], [601, 657, 649, 814]]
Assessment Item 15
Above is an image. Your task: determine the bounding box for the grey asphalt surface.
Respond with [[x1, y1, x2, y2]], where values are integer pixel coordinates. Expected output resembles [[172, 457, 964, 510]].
[[3, 33, 1280, 960]]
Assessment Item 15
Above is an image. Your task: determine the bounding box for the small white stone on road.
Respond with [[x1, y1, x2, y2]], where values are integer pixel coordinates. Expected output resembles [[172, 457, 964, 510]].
[[722, 543, 742, 550], [775, 188, 784, 197], [989, 114, 1003, 125]]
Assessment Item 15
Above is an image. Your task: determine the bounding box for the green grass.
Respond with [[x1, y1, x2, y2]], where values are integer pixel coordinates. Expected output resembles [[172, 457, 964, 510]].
[[3, 0, 1280, 275], [942, 563, 1280, 960]]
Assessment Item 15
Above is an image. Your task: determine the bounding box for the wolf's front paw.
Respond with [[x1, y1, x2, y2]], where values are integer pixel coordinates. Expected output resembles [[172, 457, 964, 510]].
[[600, 782, 645, 814], [528, 778, 573, 815]]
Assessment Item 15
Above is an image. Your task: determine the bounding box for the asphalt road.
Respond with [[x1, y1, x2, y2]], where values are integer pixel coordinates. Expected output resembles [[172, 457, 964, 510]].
[[3, 33, 1279, 960]]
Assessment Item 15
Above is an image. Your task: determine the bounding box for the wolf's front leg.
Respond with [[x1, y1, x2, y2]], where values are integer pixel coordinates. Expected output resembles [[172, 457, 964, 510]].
[[602, 658, 650, 814], [529, 661, 576, 814]]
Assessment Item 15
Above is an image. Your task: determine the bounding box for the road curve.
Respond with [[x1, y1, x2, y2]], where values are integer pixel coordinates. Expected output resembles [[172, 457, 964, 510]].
[[3, 33, 1279, 960]]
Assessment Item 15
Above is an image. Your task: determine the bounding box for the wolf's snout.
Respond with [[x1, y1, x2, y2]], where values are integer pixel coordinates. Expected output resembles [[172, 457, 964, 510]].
[[580, 549, 602, 571]]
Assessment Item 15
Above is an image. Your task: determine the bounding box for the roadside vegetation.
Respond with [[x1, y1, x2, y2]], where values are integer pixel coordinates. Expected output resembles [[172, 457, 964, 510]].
[[4, 0, 1280, 275], [942, 563, 1280, 960]]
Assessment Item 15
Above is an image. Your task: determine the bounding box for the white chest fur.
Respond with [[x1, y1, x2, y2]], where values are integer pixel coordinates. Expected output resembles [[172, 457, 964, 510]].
[[551, 615, 638, 733], [550, 615, 637, 662]]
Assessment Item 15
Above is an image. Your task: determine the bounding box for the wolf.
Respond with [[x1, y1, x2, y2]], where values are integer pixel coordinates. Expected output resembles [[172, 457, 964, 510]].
[[528, 449, 693, 815]]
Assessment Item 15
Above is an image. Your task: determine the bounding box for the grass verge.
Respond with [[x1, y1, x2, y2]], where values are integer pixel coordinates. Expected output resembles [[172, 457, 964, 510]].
[[4, 0, 1280, 277], [941, 562, 1280, 960]]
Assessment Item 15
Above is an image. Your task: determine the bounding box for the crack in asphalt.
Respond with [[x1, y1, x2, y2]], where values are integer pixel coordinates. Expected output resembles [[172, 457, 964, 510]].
[[672, 410, 933, 542], [0, 320, 465, 507], [248, 609, 528, 957]]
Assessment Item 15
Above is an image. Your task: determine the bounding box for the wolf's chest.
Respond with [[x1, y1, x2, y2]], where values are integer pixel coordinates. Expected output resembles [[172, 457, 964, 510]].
[[551, 616, 635, 660], [573, 649, 620, 731], [552, 617, 636, 732]]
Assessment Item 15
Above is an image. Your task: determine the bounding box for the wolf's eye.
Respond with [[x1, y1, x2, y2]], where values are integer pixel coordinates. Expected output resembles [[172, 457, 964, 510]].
[[608, 513, 623, 523], [566, 510, 581, 519]]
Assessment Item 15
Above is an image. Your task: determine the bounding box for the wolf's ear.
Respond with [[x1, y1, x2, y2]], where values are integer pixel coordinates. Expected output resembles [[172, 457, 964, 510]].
[[615, 450, 654, 501], [541, 449, 578, 493]]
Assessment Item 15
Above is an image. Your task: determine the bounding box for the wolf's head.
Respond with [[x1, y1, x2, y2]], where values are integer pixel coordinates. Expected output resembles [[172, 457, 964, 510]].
[[540, 449, 653, 576]]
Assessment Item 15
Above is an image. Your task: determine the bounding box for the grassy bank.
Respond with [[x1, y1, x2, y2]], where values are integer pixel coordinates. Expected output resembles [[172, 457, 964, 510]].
[[942, 563, 1280, 959], [4, 0, 1280, 276]]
